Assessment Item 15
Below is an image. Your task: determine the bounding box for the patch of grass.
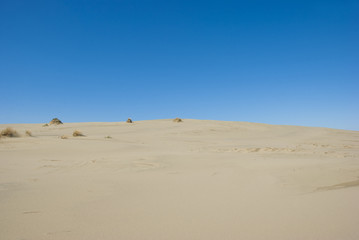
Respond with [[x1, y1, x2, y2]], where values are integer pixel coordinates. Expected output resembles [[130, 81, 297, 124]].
[[42, 124, 49, 127], [126, 118, 133, 123], [25, 130, 32, 137], [1, 128, 19, 137], [60, 135, 68, 139], [173, 118, 183, 123], [73, 130, 84, 137], [105, 135, 112, 139]]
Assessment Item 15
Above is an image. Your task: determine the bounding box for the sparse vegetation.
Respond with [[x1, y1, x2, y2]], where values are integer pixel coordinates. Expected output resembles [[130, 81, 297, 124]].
[[25, 130, 32, 137], [1, 128, 19, 137], [42, 124, 49, 127], [126, 118, 133, 123], [73, 130, 84, 137], [173, 118, 183, 123], [49, 118, 63, 125], [105, 135, 112, 139], [60, 135, 68, 139]]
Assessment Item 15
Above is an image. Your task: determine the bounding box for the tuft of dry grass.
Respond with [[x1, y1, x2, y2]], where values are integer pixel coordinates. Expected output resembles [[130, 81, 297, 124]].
[[49, 118, 63, 125], [73, 130, 84, 137], [173, 118, 183, 123], [42, 124, 49, 127], [105, 135, 112, 139], [1, 128, 19, 137], [126, 118, 133, 123], [60, 135, 68, 139], [25, 130, 32, 137]]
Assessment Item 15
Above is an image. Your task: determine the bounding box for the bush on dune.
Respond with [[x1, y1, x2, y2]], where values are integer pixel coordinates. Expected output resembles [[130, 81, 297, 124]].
[[1, 128, 19, 137], [73, 130, 84, 137], [173, 118, 183, 123], [49, 118, 63, 125]]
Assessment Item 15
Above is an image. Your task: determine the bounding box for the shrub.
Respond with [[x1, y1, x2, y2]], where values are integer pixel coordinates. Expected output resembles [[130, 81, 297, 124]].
[[126, 118, 133, 123], [1, 128, 19, 137], [42, 124, 49, 127], [60, 135, 68, 139], [173, 118, 183, 123], [49, 118, 63, 125], [73, 130, 84, 137], [25, 130, 32, 137]]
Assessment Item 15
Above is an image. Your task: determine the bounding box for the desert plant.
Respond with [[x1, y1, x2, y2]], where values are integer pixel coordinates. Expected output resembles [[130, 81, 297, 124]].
[[49, 118, 63, 125], [42, 124, 49, 127], [126, 118, 133, 123], [1, 128, 19, 137], [105, 135, 112, 139], [60, 135, 68, 139], [25, 130, 32, 137], [73, 130, 84, 137], [173, 118, 183, 123]]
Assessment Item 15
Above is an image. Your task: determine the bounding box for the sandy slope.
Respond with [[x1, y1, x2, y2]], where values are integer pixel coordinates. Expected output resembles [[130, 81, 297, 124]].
[[1, 119, 359, 240]]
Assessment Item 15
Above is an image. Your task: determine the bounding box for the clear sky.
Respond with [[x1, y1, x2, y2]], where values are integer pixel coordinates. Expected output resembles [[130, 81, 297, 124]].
[[1, 0, 358, 130]]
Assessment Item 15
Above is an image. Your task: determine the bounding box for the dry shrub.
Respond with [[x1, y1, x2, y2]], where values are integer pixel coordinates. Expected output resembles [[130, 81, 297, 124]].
[[73, 130, 84, 137], [173, 118, 183, 123], [105, 135, 112, 139], [42, 124, 49, 127], [1, 128, 19, 137], [60, 135, 68, 139], [25, 130, 32, 137], [49, 118, 63, 125], [126, 118, 133, 123]]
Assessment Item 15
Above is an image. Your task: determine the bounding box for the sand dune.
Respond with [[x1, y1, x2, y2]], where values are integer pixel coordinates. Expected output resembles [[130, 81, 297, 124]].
[[1, 119, 359, 240]]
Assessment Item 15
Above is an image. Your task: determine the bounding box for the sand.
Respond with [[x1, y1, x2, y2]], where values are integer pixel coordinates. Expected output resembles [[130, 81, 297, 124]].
[[0, 119, 358, 240]]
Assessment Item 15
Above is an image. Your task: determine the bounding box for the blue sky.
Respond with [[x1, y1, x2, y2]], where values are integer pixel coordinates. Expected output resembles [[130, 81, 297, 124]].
[[1, 0, 358, 130]]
